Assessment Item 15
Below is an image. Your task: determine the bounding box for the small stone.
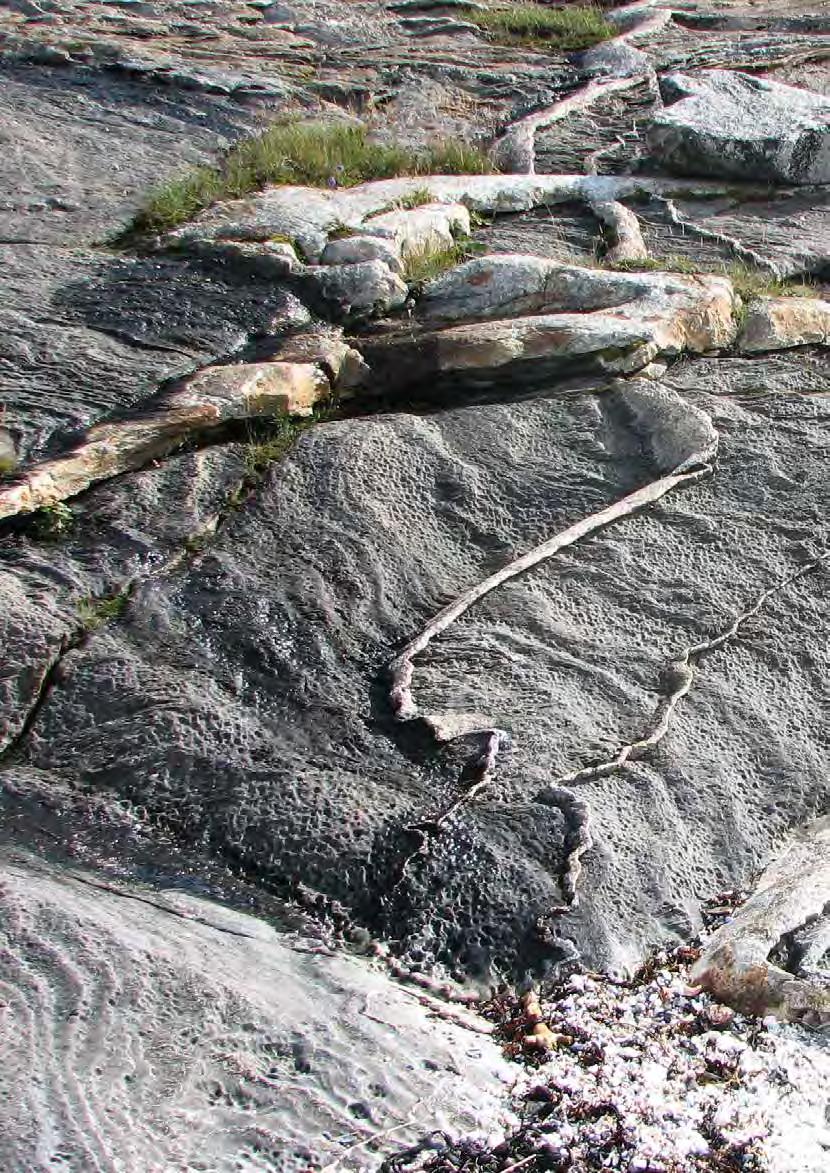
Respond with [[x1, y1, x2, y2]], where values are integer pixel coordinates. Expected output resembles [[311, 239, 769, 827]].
[[704, 1003, 735, 1028]]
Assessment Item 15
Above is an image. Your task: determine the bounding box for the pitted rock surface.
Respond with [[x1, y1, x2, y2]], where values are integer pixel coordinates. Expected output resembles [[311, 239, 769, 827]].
[[18, 384, 830, 980]]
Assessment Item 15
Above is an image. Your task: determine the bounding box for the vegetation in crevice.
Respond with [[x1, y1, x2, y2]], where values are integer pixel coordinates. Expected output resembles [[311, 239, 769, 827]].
[[365, 187, 436, 219], [30, 501, 75, 541], [403, 236, 487, 289], [115, 122, 493, 243], [242, 401, 340, 479], [464, 2, 615, 52], [76, 588, 131, 632]]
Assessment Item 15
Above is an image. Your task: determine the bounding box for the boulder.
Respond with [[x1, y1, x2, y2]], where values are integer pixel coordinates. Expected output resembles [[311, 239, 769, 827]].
[[692, 817, 830, 1023], [381, 258, 737, 387], [417, 255, 649, 322], [273, 330, 372, 392], [319, 233, 405, 272], [579, 40, 650, 79], [363, 202, 471, 257], [738, 296, 830, 353], [649, 71, 830, 185], [302, 258, 409, 318]]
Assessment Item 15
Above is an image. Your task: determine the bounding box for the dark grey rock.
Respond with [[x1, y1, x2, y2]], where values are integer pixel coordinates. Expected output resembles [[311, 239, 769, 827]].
[[649, 70, 830, 185], [1, 246, 309, 462], [16, 381, 830, 981], [0, 443, 247, 756]]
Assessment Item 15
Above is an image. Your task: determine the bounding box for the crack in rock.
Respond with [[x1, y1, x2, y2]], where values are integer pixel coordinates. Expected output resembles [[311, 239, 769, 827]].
[[388, 381, 718, 912]]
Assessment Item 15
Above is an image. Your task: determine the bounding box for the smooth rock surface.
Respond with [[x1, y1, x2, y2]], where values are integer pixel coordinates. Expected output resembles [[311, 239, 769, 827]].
[[0, 847, 511, 1171]]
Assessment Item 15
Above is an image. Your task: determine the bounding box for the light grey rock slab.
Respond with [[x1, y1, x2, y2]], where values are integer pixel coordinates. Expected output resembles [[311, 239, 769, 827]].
[[0, 849, 511, 1171], [319, 233, 405, 273], [579, 40, 651, 79], [417, 255, 654, 323], [649, 70, 830, 185]]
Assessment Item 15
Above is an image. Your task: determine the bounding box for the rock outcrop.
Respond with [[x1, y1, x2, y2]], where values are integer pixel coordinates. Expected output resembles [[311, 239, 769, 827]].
[[738, 295, 830, 353], [1, 1, 829, 1168], [649, 70, 830, 185]]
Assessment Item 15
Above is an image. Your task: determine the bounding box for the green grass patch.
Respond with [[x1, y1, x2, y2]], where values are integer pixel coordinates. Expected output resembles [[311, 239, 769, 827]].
[[365, 187, 437, 220], [726, 264, 815, 302], [117, 123, 493, 243], [77, 589, 130, 632], [31, 501, 74, 541], [606, 255, 700, 275], [0, 454, 17, 479], [327, 222, 360, 240], [403, 237, 486, 287], [465, 3, 615, 52], [243, 401, 340, 476]]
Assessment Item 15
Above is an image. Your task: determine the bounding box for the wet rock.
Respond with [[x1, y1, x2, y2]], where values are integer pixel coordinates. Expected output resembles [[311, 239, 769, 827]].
[[649, 71, 830, 185], [738, 296, 830, 354]]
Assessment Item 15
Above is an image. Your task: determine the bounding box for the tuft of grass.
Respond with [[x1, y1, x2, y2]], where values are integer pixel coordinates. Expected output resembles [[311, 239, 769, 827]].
[[31, 501, 74, 541], [365, 186, 437, 220], [606, 255, 700, 275], [465, 3, 615, 52], [77, 589, 130, 632], [0, 454, 17, 479], [327, 221, 359, 240], [403, 237, 486, 287], [117, 123, 493, 242], [726, 263, 815, 302], [244, 415, 299, 475], [243, 401, 339, 477], [419, 141, 493, 176]]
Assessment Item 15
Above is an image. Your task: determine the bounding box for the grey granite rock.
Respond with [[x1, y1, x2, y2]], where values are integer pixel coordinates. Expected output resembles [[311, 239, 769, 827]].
[[15, 380, 830, 982], [0, 839, 509, 1171], [302, 257, 409, 317], [579, 40, 650, 79], [649, 70, 830, 185]]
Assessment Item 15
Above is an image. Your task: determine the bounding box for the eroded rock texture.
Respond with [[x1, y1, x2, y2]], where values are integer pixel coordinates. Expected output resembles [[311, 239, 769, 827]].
[[1, 0, 829, 1168]]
